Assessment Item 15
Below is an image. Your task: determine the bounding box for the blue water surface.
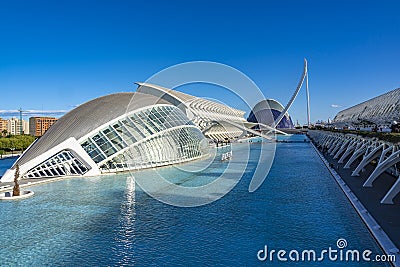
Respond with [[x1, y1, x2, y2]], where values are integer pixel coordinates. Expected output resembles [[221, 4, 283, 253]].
[[0, 139, 388, 266], [0, 156, 18, 177]]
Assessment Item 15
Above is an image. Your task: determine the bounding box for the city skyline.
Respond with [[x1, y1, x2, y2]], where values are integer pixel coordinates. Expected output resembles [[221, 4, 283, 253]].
[[0, 116, 58, 136], [0, 1, 399, 124]]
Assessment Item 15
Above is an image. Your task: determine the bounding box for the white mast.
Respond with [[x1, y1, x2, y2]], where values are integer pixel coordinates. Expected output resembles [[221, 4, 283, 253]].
[[273, 58, 311, 128], [305, 60, 311, 127]]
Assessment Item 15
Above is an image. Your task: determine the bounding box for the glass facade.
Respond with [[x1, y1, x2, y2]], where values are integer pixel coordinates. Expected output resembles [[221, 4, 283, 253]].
[[80, 105, 208, 173], [24, 150, 89, 179]]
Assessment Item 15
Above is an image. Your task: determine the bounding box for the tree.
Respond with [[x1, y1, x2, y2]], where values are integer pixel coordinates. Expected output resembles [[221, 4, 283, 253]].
[[0, 135, 35, 152], [12, 164, 20, 197], [1, 129, 7, 137]]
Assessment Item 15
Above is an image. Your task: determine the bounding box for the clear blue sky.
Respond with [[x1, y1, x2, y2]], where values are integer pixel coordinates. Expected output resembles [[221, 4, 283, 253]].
[[0, 0, 399, 124]]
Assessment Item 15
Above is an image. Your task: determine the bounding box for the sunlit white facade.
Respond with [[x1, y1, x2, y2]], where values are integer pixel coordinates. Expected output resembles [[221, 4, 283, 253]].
[[79, 104, 207, 173]]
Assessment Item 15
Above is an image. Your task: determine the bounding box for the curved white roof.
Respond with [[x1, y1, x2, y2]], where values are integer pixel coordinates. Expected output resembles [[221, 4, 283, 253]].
[[136, 82, 246, 122], [14, 92, 168, 167]]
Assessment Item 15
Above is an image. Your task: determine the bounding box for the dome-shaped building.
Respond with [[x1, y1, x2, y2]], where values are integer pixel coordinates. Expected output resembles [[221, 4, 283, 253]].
[[248, 99, 294, 129], [1, 90, 209, 182]]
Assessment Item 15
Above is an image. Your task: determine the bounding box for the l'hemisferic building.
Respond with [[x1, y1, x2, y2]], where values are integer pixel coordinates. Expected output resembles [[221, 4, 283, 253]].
[[1, 83, 269, 182]]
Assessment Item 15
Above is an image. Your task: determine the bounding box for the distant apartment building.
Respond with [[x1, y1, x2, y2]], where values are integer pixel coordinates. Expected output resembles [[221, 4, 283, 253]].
[[6, 117, 29, 135], [0, 118, 8, 134], [29, 117, 58, 137]]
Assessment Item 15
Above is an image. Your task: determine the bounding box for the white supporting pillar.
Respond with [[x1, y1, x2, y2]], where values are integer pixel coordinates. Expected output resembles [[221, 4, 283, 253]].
[[352, 143, 384, 176], [363, 149, 400, 187], [381, 176, 400, 204]]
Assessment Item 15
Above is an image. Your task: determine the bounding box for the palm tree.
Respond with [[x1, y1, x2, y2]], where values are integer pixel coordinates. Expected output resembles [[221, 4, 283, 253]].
[[12, 164, 20, 197]]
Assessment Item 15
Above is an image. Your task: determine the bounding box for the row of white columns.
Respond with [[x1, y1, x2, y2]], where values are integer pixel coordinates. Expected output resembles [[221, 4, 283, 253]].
[[309, 131, 400, 204]]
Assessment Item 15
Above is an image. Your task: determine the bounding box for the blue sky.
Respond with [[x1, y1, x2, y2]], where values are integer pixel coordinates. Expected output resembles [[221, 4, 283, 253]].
[[0, 0, 399, 124]]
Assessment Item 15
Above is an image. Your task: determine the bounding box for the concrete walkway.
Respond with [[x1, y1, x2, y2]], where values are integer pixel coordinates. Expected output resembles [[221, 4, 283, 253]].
[[0, 153, 21, 160], [0, 177, 71, 192]]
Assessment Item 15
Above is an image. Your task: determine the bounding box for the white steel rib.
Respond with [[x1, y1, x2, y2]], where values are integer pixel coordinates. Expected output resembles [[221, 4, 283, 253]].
[[274, 58, 308, 128]]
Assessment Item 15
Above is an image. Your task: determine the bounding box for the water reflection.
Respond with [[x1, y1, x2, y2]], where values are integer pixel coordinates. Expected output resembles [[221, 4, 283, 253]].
[[112, 175, 136, 265]]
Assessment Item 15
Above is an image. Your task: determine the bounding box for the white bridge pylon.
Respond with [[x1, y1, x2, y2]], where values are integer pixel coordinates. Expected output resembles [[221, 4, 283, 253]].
[[203, 59, 311, 139], [274, 58, 311, 128]]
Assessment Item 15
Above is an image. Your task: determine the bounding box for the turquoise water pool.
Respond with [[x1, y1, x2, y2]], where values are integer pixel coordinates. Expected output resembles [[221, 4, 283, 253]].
[[0, 140, 388, 266]]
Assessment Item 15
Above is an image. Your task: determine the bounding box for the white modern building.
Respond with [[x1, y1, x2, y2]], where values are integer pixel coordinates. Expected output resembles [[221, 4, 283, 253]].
[[333, 88, 400, 129], [1, 83, 272, 182], [7, 118, 29, 135]]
